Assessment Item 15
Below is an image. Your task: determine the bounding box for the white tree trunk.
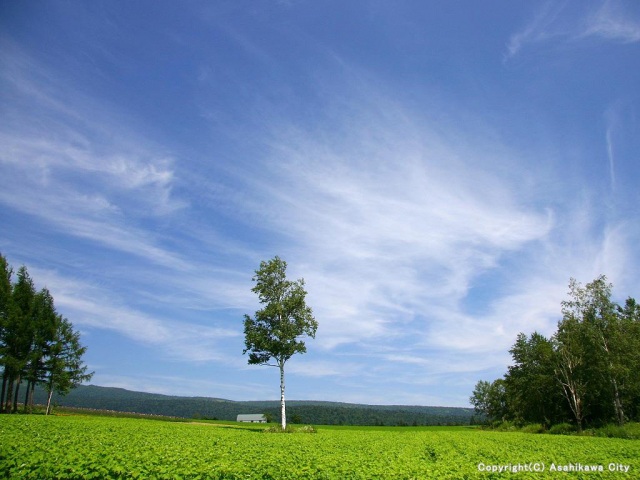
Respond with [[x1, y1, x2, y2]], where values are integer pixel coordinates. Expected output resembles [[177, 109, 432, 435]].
[[556, 347, 585, 431], [46, 389, 54, 416], [280, 361, 286, 430], [612, 376, 624, 426], [600, 335, 625, 426]]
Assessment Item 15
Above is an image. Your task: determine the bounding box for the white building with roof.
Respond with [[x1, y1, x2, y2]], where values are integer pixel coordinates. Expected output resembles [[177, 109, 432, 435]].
[[236, 414, 267, 423]]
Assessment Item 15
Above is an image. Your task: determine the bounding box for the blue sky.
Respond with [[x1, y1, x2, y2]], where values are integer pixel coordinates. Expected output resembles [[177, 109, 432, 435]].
[[1, 1, 639, 407]]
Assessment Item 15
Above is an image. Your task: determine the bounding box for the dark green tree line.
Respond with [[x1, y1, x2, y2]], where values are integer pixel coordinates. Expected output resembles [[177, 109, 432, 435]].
[[471, 276, 640, 430], [0, 253, 92, 414]]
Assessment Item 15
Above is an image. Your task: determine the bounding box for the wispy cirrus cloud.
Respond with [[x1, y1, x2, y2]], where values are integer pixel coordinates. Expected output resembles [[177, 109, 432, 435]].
[[505, 2, 568, 60], [0, 42, 188, 268], [603, 100, 637, 196], [582, 0, 640, 43], [204, 59, 639, 406], [0, 43, 263, 370], [228, 79, 555, 356], [3, 4, 637, 408], [29, 268, 242, 364], [505, 0, 640, 60]]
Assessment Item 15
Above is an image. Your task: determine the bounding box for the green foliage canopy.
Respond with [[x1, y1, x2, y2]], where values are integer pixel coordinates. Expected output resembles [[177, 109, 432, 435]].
[[243, 256, 318, 367], [0, 253, 92, 414], [472, 275, 640, 430], [243, 256, 317, 429]]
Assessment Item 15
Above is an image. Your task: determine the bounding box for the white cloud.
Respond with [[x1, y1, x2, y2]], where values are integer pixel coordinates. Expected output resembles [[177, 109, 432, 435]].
[[505, 2, 567, 60], [504, 1, 640, 61], [238, 91, 552, 353], [0, 46, 189, 267], [29, 268, 242, 364], [205, 63, 640, 400], [287, 359, 365, 378], [603, 100, 632, 195], [582, 1, 640, 43], [3, 13, 637, 408]]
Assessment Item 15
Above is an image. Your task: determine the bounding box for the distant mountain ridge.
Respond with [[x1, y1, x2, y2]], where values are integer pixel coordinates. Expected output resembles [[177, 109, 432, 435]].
[[36, 385, 475, 426]]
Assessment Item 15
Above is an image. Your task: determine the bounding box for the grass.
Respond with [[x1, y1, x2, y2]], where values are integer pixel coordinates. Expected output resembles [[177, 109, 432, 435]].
[[487, 420, 640, 439], [1, 414, 639, 478]]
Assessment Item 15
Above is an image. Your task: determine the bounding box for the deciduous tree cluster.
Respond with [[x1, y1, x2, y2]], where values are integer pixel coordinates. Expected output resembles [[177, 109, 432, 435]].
[[471, 276, 640, 430], [0, 253, 92, 414]]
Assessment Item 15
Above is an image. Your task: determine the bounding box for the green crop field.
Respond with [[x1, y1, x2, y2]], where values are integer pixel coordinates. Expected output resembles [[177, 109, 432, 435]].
[[1, 415, 639, 479]]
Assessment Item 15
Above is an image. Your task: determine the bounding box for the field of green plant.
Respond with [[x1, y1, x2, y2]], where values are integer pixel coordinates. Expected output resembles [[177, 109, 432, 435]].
[[1, 415, 639, 479]]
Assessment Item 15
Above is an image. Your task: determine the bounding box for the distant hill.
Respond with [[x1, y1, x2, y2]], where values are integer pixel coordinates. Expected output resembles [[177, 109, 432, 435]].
[[35, 385, 475, 426]]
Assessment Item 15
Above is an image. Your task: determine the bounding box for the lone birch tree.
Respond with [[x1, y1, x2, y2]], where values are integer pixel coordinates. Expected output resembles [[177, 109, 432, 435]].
[[243, 256, 317, 430]]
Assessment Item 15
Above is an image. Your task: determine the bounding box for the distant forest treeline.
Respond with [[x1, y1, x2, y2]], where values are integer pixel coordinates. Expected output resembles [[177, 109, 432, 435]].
[[36, 384, 475, 426], [471, 276, 640, 431]]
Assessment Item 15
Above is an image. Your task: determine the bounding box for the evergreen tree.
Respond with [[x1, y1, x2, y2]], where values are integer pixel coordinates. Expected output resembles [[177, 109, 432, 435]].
[[0, 254, 14, 412], [0, 255, 92, 414], [23, 288, 58, 412], [3, 266, 36, 412], [44, 315, 93, 415]]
